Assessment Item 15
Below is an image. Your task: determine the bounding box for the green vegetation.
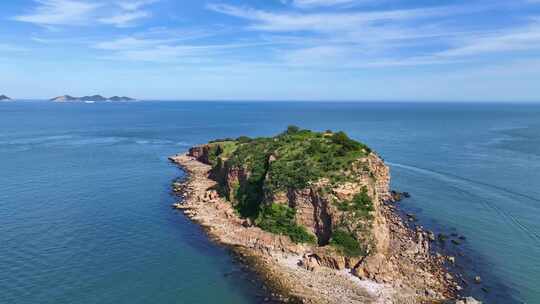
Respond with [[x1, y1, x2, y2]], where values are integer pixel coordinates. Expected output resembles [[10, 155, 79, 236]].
[[333, 187, 375, 254], [236, 136, 252, 144], [255, 203, 316, 244], [206, 141, 238, 166], [205, 127, 374, 245], [228, 126, 371, 192], [336, 186, 374, 220], [330, 229, 367, 257]]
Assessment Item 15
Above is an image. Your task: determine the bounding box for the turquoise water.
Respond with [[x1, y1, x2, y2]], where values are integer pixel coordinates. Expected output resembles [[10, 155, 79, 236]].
[[1, 102, 539, 304]]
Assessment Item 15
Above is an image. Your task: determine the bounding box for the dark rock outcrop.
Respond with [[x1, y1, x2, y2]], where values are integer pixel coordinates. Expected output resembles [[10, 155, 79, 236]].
[[0, 94, 13, 101]]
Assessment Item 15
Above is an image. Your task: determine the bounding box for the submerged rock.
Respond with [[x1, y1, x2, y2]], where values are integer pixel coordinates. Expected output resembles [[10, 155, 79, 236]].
[[455, 297, 482, 304], [451, 239, 462, 245], [438, 233, 448, 242]]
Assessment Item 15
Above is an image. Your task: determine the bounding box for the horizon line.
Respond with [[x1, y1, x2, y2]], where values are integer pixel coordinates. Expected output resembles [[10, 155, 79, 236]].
[[5, 98, 540, 104]]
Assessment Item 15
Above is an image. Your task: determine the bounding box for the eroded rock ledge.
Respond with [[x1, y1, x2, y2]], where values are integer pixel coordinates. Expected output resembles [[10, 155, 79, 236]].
[[169, 128, 477, 304]]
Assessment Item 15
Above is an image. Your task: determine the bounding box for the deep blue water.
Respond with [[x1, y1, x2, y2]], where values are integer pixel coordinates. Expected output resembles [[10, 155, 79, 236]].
[[0, 101, 539, 304]]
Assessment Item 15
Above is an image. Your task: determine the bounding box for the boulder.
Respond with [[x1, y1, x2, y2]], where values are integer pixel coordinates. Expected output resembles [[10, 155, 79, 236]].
[[242, 218, 253, 228], [299, 255, 320, 272], [455, 297, 482, 304]]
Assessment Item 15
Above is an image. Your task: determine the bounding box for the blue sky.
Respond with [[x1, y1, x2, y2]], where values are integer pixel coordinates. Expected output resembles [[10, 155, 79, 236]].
[[1, 0, 540, 101]]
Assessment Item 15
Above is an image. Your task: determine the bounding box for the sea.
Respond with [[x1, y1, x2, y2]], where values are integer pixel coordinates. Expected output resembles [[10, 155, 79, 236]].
[[0, 101, 538, 304]]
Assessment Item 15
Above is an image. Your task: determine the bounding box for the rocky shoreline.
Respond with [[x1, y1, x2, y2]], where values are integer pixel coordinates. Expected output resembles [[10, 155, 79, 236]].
[[168, 152, 481, 304]]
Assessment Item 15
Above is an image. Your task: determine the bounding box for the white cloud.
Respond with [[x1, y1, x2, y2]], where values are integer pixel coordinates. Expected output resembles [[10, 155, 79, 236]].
[[117, 0, 158, 11], [99, 43, 261, 63], [94, 37, 165, 50], [110, 45, 217, 62], [291, 0, 373, 9], [207, 3, 540, 69], [98, 0, 159, 27], [14, 0, 540, 72], [95, 34, 270, 63], [207, 3, 455, 33], [98, 11, 150, 27], [438, 22, 540, 57], [14, 0, 158, 28], [13, 0, 101, 26]]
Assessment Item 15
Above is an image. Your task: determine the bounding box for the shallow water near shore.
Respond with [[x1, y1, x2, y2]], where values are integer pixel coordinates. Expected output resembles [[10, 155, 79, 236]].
[[1, 101, 539, 303]]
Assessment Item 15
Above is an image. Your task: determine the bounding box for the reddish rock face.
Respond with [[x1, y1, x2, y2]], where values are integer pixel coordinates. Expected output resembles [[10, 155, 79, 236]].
[[287, 187, 333, 246], [188, 145, 211, 164]]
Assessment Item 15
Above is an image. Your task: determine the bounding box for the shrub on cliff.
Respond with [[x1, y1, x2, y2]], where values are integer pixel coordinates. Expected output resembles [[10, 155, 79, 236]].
[[330, 229, 366, 257], [255, 203, 316, 244], [236, 136, 252, 143], [285, 125, 300, 134], [336, 187, 375, 220], [206, 141, 239, 166], [331, 131, 371, 154]]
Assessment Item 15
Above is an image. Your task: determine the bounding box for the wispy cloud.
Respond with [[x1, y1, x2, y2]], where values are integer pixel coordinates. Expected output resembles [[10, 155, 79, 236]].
[[16, 0, 540, 69], [99, 0, 158, 27], [94, 26, 269, 63], [291, 0, 374, 9], [13, 0, 101, 26], [94, 37, 171, 50], [13, 0, 157, 27], [98, 42, 267, 63], [117, 0, 158, 11], [438, 21, 540, 57], [207, 3, 454, 32], [98, 11, 151, 27], [206, 3, 540, 69]]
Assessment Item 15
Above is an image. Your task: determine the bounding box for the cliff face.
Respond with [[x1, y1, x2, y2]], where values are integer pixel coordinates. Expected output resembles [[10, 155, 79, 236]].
[[188, 145, 211, 164]]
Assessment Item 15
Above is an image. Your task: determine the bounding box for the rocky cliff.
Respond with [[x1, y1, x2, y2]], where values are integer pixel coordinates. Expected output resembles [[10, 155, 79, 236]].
[[180, 128, 460, 303]]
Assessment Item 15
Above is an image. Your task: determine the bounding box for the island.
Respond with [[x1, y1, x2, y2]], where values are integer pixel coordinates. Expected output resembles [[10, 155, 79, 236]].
[[50, 95, 136, 103], [0, 94, 13, 101], [169, 127, 481, 304]]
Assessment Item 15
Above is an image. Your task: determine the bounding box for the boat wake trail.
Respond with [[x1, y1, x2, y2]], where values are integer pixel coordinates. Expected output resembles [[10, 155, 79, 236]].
[[389, 162, 540, 205], [388, 162, 540, 245]]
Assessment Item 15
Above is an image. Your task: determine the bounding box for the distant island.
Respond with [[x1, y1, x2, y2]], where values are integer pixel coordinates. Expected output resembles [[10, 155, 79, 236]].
[[50, 95, 136, 103], [0, 94, 13, 101], [169, 127, 481, 304]]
